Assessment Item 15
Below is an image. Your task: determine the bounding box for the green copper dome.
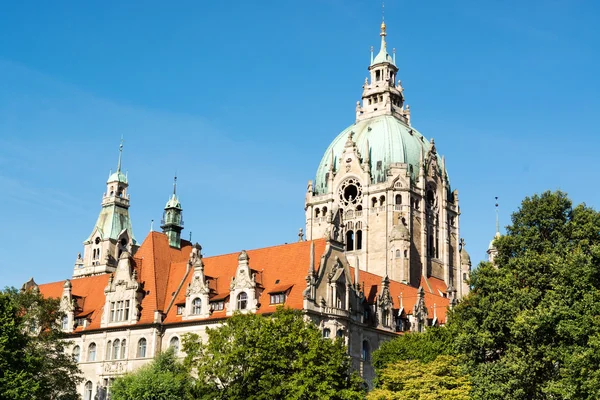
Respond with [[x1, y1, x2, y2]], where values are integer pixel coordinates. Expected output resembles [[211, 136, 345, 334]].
[[107, 170, 127, 184], [165, 194, 182, 209], [314, 115, 438, 194]]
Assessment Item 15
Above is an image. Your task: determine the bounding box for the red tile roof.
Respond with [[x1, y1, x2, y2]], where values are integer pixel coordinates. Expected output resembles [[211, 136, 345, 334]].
[[37, 231, 450, 331]]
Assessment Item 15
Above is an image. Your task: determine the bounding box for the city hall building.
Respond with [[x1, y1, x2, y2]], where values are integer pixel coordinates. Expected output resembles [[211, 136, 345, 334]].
[[27, 22, 472, 399]]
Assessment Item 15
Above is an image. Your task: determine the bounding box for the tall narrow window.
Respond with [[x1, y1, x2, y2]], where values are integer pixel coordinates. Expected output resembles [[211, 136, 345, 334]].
[[124, 300, 130, 320], [356, 230, 363, 250], [84, 381, 93, 400], [87, 343, 96, 362], [112, 339, 120, 360], [106, 341, 112, 360], [395, 194, 402, 205], [62, 315, 69, 330], [109, 302, 115, 322], [72, 346, 80, 363], [362, 340, 370, 361], [137, 338, 147, 358], [346, 230, 354, 251], [323, 328, 331, 338], [237, 292, 248, 310], [120, 339, 127, 359]]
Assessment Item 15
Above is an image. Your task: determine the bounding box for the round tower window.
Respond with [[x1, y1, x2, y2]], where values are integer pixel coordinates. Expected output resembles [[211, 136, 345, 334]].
[[338, 178, 362, 207]]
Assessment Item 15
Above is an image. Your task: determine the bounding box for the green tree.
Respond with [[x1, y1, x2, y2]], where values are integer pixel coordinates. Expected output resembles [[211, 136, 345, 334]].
[[372, 327, 453, 371], [367, 355, 470, 400], [183, 307, 365, 400], [0, 288, 82, 400], [448, 190, 600, 399], [111, 348, 192, 400]]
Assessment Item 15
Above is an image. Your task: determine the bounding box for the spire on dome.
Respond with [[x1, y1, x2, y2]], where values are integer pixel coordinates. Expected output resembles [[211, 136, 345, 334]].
[[117, 136, 124, 172]]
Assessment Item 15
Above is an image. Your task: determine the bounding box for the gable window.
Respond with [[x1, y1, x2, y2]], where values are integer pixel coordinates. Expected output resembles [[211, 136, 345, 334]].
[[137, 338, 147, 358], [176, 305, 184, 315], [87, 343, 96, 362], [109, 300, 130, 322], [192, 298, 202, 315], [270, 293, 286, 304], [237, 292, 248, 310]]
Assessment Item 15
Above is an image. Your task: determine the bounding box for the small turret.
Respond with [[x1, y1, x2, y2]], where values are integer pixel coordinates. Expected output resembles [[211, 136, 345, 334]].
[[161, 176, 184, 249]]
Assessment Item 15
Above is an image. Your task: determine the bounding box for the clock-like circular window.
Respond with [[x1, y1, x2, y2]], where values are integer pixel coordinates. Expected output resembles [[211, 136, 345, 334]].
[[338, 178, 363, 207]]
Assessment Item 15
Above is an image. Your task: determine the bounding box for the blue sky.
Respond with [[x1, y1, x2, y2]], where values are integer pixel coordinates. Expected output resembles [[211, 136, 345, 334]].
[[1, 0, 599, 288]]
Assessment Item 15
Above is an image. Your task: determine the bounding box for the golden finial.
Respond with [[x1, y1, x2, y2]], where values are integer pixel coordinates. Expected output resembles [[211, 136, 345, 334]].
[[380, 21, 387, 35]]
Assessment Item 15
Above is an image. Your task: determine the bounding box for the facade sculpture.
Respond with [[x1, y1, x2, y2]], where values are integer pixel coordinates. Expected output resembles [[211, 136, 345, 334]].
[[28, 21, 470, 398]]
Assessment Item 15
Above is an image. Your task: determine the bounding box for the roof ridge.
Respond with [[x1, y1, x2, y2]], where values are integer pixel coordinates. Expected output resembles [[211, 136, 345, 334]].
[[202, 238, 324, 259]]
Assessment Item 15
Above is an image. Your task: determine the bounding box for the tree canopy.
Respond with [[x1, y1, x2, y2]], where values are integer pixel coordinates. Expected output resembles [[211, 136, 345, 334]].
[[0, 287, 81, 400], [111, 348, 192, 400], [183, 307, 365, 400], [367, 355, 470, 400], [373, 191, 600, 399]]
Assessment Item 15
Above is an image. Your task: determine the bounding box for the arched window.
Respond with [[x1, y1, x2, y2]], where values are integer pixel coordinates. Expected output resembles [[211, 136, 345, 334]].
[[237, 292, 248, 310], [314, 208, 320, 218], [106, 340, 112, 360], [371, 197, 377, 207], [169, 337, 180, 354], [137, 338, 147, 358], [362, 340, 370, 361], [322, 206, 328, 215], [112, 339, 120, 360], [72, 345, 80, 363], [347, 221, 354, 231], [323, 328, 331, 338], [84, 381, 93, 400], [395, 249, 401, 258], [62, 315, 69, 330], [404, 250, 408, 257], [379, 195, 386, 206], [336, 329, 344, 338], [120, 339, 127, 359], [346, 230, 354, 251], [87, 343, 96, 362], [192, 298, 202, 315], [356, 230, 363, 250], [395, 194, 402, 205]]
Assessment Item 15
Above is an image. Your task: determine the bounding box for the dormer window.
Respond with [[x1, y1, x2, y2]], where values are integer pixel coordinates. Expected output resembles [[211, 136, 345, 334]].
[[270, 293, 286, 304], [237, 292, 248, 310], [61, 315, 69, 330], [176, 305, 184, 315], [192, 298, 202, 315], [210, 301, 225, 311], [109, 300, 130, 322]]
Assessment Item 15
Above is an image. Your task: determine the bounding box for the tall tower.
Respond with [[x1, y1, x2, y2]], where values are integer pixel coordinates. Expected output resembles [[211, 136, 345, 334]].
[[73, 140, 137, 278], [304, 21, 466, 297], [161, 177, 183, 249]]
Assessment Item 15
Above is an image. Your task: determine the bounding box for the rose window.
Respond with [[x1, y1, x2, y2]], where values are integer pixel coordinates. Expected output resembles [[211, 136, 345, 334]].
[[338, 178, 363, 207]]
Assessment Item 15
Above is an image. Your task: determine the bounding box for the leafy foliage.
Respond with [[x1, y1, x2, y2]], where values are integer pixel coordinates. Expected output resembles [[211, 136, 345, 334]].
[[183, 307, 365, 400], [111, 348, 192, 400], [0, 287, 82, 400], [367, 355, 470, 400], [372, 327, 454, 371], [448, 191, 600, 399]]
